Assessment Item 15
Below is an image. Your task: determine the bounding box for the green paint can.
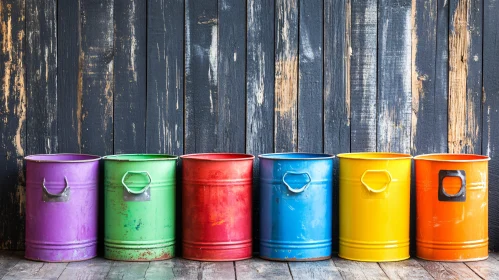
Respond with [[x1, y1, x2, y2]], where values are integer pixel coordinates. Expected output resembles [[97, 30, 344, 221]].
[[103, 154, 177, 261]]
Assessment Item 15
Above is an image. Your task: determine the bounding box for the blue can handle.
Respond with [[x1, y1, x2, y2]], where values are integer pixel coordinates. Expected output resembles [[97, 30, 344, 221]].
[[282, 171, 312, 193]]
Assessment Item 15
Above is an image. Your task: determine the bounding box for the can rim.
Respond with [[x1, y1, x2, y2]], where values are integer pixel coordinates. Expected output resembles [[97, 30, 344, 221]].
[[258, 152, 335, 160], [414, 153, 490, 162], [180, 153, 255, 161], [25, 153, 101, 163], [336, 152, 412, 160], [103, 154, 178, 161]]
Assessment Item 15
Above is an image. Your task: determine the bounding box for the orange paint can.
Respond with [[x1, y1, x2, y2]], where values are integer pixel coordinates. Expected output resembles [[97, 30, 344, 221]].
[[414, 154, 490, 261]]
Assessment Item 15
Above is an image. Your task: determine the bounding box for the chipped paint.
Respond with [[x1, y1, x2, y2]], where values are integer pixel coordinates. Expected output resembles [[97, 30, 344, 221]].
[[208, 24, 218, 114], [129, 0, 137, 82], [448, 0, 472, 153], [345, 0, 351, 125], [77, 50, 84, 150], [2, 3, 12, 113], [411, 0, 420, 152]]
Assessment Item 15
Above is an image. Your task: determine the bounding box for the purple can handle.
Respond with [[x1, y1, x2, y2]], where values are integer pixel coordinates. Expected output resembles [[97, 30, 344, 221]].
[[42, 177, 70, 202]]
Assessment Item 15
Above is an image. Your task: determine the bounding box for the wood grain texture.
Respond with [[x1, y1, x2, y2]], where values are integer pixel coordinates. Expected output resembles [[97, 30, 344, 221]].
[[297, 0, 323, 153], [417, 259, 481, 279], [274, 0, 298, 153], [113, 0, 146, 154], [26, 0, 57, 155], [144, 259, 234, 280], [246, 0, 275, 251], [146, 0, 184, 156], [378, 259, 433, 279], [235, 258, 292, 280], [58, 258, 113, 280], [349, 0, 377, 152], [465, 257, 499, 279], [288, 260, 342, 279], [448, 0, 482, 154], [105, 261, 149, 280], [217, 0, 246, 153], [332, 257, 388, 280], [377, 0, 411, 154], [57, 0, 80, 153], [184, 0, 218, 153], [0, 0, 26, 250], [79, 0, 114, 156], [0, 251, 20, 278], [483, 0, 499, 251], [1, 260, 67, 280], [324, 0, 350, 251]]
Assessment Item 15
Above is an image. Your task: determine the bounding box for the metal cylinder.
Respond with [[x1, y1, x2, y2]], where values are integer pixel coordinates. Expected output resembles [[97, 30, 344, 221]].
[[25, 153, 100, 262], [338, 152, 412, 262], [181, 153, 254, 261], [415, 153, 489, 261], [103, 154, 177, 261], [259, 153, 334, 261]]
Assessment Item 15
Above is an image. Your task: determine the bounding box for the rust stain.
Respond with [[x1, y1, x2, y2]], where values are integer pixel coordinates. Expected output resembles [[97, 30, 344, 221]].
[[448, 0, 471, 153], [345, 0, 351, 125], [77, 50, 84, 150], [2, 3, 12, 113], [411, 0, 420, 152]]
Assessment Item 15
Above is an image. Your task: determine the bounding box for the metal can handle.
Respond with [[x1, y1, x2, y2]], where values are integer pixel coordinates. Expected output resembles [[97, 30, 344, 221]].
[[282, 171, 311, 193], [42, 177, 70, 202], [361, 170, 392, 193], [122, 171, 152, 195], [438, 170, 466, 202]]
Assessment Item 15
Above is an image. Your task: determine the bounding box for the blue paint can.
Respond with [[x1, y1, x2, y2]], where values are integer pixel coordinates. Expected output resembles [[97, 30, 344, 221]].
[[258, 153, 334, 261]]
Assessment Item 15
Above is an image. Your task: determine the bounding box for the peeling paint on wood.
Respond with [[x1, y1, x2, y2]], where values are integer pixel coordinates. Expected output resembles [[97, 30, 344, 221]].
[[275, 0, 298, 153]]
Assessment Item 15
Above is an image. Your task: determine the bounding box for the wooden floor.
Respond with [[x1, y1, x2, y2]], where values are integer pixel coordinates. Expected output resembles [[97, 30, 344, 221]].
[[1, 251, 499, 279]]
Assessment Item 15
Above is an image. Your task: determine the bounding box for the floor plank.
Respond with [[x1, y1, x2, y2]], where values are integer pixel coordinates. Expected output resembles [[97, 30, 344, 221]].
[[1, 260, 67, 280], [143, 260, 174, 279], [105, 261, 149, 280], [235, 258, 292, 280], [332, 257, 388, 280], [58, 258, 113, 280], [378, 259, 434, 279], [144, 258, 234, 280], [0, 252, 21, 279], [417, 259, 481, 279], [465, 255, 499, 279], [288, 259, 343, 279]]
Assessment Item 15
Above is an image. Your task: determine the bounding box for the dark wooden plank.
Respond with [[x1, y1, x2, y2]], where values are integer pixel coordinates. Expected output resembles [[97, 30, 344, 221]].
[[417, 259, 481, 279], [113, 0, 147, 154], [324, 0, 350, 251], [0, 251, 20, 278], [146, 0, 184, 156], [483, 0, 499, 251], [288, 260, 342, 279], [274, 0, 298, 152], [235, 258, 292, 280], [184, 0, 218, 153], [0, 0, 26, 250], [57, 0, 80, 153], [376, 0, 411, 154], [26, 0, 58, 155], [2, 260, 67, 280], [379, 259, 433, 279], [105, 262, 149, 280], [349, 0, 377, 152], [466, 256, 499, 279], [58, 258, 113, 280], [246, 0, 275, 253], [217, 0, 246, 153], [332, 257, 388, 280], [297, 0, 323, 153], [448, 0, 482, 154], [79, 0, 114, 156]]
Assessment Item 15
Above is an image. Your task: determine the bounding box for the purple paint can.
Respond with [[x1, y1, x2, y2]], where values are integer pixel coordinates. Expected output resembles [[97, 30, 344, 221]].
[[25, 154, 100, 262]]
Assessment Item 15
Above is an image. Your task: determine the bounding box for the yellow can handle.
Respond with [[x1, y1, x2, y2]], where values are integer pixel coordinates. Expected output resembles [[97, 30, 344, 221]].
[[360, 170, 392, 193]]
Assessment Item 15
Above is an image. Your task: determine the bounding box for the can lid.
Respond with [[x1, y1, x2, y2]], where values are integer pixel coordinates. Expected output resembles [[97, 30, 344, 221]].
[[180, 153, 254, 161], [336, 152, 412, 160], [414, 153, 490, 162], [258, 152, 334, 160], [103, 154, 178, 161], [25, 153, 101, 163]]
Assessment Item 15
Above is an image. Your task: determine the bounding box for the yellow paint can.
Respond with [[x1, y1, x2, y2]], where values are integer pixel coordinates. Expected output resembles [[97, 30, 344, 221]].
[[338, 152, 412, 262]]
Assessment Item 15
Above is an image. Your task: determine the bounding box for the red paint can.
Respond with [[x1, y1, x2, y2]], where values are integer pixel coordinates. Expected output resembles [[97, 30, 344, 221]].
[[181, 153, 254, 261]]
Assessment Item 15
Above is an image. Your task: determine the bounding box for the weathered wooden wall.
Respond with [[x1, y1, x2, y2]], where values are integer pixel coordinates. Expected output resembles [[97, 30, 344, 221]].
[[1, 0, 498, 251]]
